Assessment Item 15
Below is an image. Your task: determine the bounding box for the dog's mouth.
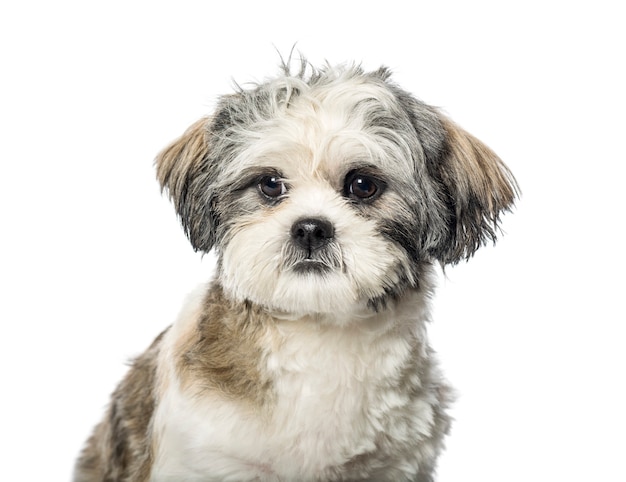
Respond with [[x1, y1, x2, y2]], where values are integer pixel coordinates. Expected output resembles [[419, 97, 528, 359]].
[[282, 241, 344, 275], [291, 259, 332, 274]]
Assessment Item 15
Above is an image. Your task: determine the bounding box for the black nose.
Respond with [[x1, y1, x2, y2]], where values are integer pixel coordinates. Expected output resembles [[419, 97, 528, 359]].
[[291, 217, 334, 253]]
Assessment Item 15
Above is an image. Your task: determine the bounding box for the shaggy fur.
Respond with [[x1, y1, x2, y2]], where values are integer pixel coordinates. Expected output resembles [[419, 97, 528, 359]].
[[74, 59, 517, 481]]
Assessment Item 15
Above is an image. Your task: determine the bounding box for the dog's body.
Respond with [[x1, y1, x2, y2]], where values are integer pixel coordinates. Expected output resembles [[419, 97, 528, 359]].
[[75, 60, 517, 481]]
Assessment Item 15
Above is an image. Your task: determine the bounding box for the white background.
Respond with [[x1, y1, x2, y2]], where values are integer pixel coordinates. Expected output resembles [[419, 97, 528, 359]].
[[1, 1, 624, 480]]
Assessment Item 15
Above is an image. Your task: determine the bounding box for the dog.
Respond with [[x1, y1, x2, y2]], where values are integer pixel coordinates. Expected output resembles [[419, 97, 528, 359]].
[[74, 59, 517, 481]]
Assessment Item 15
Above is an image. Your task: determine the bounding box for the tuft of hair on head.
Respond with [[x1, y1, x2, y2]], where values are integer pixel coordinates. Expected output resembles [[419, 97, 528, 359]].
[[275, 45, 310, 79]]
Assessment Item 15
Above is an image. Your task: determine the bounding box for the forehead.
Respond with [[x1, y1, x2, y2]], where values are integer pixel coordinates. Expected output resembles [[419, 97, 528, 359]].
[[223, 76, 416, 182]]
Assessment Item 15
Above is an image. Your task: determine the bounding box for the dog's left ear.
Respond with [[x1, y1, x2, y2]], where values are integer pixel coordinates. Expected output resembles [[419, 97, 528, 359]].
[[430, 115, 519, 264], [155, 117, 217, 252]]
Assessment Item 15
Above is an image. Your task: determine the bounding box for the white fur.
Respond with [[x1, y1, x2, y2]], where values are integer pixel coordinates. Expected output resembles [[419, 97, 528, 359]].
[[152, 279, 440, 481]]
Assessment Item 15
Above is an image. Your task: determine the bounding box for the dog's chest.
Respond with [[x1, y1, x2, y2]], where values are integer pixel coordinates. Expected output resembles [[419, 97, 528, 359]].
[[152, 321, 426, 481]]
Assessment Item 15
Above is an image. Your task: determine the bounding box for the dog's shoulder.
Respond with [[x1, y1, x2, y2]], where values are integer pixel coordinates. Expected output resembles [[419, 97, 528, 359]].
[[74, 328, 168, 482]]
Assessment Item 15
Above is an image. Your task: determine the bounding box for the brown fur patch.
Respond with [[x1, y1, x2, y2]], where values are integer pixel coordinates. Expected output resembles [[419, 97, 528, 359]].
[[174, 283, 274, 406], [74, 331, 167, 482]]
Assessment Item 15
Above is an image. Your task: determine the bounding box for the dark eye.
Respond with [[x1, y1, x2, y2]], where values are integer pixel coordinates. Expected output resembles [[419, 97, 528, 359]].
[[258, 175, 287, 199], [345, 173, 383, 201]]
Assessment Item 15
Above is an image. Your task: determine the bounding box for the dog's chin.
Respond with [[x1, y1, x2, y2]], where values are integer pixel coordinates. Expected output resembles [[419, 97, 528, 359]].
[[220, 263, 368, 317]]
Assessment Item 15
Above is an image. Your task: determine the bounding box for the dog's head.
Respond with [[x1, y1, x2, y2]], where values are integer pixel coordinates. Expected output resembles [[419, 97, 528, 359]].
[[156, 62, 518, 315]]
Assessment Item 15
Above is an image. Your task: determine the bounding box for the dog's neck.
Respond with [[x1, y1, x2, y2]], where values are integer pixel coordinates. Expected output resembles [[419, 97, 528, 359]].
[[213, 261, 437, 332], [265, 289, 429, 332]]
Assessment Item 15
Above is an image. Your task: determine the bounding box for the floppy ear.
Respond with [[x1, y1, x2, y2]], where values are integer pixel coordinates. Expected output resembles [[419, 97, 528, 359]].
[[155, 117, 217, 252], [433, 115, 519, 264]]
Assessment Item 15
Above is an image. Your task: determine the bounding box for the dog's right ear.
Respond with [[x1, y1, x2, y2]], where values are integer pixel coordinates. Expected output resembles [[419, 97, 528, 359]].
[[155, 117, 217, 252]]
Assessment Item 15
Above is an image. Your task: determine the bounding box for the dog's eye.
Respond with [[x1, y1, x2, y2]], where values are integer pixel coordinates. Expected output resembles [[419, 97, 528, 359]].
[[258, 176, 287, 199], [345, 173, 382, 201]]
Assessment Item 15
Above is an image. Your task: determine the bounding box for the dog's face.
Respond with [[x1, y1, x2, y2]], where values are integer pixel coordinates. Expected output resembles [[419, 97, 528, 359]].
[[156, 64, 517, 315]]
